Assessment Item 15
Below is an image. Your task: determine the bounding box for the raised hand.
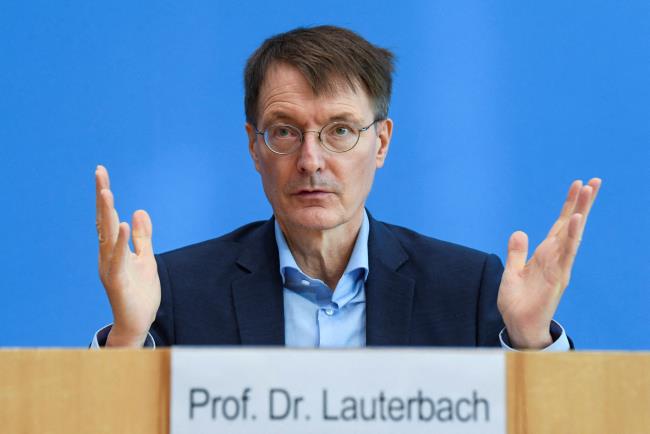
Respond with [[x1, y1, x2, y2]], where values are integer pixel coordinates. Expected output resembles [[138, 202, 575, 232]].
[[95, 165, 161, 347], [497, 178, 602, 349]]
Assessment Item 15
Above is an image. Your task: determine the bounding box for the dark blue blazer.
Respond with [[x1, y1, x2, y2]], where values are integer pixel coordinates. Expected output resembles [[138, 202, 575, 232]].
[[149, 213, 506, 347]]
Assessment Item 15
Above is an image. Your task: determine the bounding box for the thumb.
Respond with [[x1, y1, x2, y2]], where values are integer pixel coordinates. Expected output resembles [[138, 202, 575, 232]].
[[505, 230, 529, 273]]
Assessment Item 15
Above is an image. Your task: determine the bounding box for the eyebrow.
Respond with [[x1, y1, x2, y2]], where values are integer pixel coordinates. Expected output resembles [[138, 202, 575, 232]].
[[262, 111, 364, 127], [262, 111, 295, 125], [328, 112, 364, 124]]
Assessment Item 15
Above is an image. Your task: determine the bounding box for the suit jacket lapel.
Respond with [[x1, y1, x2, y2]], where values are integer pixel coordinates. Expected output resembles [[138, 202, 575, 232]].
[[231, 218, 285, 345], [229, 214, 415, 347], [365, 215, 415, 346]]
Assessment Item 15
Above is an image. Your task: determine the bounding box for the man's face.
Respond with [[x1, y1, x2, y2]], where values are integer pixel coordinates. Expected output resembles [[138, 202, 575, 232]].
[[246, 63, 392, 233]]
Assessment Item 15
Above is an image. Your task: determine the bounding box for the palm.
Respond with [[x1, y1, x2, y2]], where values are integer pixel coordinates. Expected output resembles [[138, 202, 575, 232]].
[[497, 178, 601, 349], [101, 246, 160, 337]]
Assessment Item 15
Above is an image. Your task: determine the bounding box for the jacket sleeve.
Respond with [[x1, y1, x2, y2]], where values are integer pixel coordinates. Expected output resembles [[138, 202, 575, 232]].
[[476, 253, 506, 347]]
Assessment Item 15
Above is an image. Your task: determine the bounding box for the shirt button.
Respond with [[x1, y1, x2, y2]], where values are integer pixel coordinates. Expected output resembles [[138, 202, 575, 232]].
[[324, 308, 334, 316], [301, 279, 310, 286]]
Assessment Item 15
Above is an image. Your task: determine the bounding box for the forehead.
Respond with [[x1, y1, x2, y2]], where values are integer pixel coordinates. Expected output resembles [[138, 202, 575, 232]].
[[257, 63, 374, 125]]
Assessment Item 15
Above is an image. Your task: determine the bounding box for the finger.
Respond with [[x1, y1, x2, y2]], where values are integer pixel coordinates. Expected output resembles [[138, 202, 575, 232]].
[[110, 222, 132, 270], [559, 180, 583, 218], [574, 185, 593, 215], [570, 185, 595, 242], [574, 178, 603, 217], [548, 180, 582, 237], [95, 166, 108, 230], [95, 165, 111, 194], [580, 178, 602, 219], [96, 165, 117, 245], [572, 178, 603, 242], [98, 188, 120, 259], [505, 230, 529, 273], [560, 213, 584, 269], [95, 165, 111, 222], [550, 185, 591, 248], [132, 210, 153, 256]]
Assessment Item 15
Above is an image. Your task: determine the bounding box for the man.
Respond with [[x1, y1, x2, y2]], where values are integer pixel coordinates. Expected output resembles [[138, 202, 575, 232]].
[[92, 26, 600, 349]]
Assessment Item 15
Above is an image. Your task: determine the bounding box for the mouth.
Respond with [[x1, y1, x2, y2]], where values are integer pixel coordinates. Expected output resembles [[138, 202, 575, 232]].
[[293, 189, 334, 199]]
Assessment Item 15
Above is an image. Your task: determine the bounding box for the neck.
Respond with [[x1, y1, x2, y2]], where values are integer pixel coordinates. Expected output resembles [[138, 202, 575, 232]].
[[278, 211, 364, 290]]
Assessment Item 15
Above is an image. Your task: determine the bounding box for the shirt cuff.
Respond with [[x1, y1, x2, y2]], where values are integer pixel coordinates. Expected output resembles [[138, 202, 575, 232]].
[[89, 323, 156, 349], [499, 320, 570, 352]]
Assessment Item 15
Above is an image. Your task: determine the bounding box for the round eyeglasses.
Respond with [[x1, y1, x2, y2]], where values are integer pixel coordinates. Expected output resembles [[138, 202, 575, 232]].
[[255, 119, 382, 155]]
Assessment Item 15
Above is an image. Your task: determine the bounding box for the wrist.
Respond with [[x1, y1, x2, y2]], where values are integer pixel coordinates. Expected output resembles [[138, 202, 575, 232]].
[[504, 325, 553, 350], [106, 325, 148, 348]]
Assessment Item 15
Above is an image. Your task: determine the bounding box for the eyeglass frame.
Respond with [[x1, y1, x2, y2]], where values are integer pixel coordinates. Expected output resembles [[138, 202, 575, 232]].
[[254, 118, 384, 155]]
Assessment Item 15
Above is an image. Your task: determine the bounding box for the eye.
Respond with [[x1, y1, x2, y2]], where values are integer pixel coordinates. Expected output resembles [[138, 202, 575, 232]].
[[269, 125, 299, 140], [334, 126, 351, 136], [326, 123, 356, 138]]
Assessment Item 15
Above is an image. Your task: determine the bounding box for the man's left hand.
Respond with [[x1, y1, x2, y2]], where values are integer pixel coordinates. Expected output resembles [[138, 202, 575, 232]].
[[497, 178, 602, 349]]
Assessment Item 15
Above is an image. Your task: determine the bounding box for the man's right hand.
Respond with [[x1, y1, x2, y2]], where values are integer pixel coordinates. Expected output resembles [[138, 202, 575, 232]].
[[95, 165, 161, 347]]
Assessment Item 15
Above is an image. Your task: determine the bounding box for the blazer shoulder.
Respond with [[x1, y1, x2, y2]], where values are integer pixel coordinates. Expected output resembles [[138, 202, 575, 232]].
[[156, 219, 270, 266], [378, 220, 497, 269]]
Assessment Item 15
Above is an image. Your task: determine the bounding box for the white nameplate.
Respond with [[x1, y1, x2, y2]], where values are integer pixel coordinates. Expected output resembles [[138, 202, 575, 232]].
[[171, 348, 505, 434]]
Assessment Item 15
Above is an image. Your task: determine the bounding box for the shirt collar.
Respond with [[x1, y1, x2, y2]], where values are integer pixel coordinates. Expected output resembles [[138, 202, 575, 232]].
[[274, 210, 370, 285]]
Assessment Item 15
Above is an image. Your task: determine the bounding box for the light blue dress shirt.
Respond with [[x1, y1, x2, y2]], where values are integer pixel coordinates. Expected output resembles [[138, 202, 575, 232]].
[[276, 212, 370, 348]]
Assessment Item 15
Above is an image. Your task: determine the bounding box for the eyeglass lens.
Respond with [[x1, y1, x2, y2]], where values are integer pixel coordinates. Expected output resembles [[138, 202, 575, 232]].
[[264, 122, 362, 153]]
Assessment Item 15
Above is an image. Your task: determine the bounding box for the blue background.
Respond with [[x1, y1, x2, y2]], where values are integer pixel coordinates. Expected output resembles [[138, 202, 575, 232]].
[[1, 1, 648, 348]]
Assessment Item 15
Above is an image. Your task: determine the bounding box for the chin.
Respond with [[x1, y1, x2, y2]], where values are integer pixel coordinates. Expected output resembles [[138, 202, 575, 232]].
[[280, 207, 345, 231]]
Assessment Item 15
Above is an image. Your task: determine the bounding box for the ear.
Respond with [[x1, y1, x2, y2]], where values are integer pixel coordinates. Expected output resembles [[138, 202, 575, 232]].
[[374, 118, 393, 169], [245, 123, 261, 172]]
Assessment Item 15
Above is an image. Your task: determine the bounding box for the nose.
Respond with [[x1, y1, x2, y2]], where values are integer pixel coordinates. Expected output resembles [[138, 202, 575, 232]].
[[296, 130, 325, 174]]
